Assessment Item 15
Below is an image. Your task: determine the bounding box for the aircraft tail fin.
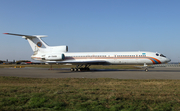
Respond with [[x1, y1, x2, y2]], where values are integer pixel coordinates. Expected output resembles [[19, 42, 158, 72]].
[[4, 33, 49, 52]]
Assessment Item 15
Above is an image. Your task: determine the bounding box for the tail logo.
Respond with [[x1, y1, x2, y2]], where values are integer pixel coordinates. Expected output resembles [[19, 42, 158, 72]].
[[37, 42, 42, 47]]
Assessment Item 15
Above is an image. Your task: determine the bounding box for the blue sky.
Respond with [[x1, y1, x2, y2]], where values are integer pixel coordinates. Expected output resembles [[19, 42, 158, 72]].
[[0, 0, 180, 62]]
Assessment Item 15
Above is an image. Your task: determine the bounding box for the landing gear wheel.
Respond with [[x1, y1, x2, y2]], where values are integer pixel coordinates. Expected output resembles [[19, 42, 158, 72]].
[[71, 68, 74, 72], [74, 68, 78, 72], [145, 68, 148, 72], [78, 68, 81, 72]]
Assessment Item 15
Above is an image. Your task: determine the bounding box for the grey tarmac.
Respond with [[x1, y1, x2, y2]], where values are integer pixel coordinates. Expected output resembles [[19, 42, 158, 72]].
[[0, 67, 180, 79]]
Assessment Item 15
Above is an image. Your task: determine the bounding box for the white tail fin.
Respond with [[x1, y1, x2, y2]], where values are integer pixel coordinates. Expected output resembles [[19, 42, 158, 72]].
[[4, 33, 48, 52], [4, 33, 68, 54]]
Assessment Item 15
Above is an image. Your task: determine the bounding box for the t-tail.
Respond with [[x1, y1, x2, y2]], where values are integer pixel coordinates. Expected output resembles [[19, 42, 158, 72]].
[[4, 33, 68, 54]]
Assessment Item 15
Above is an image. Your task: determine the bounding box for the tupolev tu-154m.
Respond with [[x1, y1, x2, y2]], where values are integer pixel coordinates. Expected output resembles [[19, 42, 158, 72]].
[[4, 33, 171, 71]]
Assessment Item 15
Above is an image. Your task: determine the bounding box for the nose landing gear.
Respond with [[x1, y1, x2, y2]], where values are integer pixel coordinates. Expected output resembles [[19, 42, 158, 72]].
[[144, 63, 149, 72], [145, 68, 148, 72]]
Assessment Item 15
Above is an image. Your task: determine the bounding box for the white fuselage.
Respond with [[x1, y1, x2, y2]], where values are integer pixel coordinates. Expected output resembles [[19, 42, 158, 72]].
[[31, 51, 171, 65]]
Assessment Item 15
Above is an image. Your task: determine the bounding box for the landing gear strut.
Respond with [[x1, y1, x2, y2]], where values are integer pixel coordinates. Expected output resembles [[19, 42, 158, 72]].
[[71, 65, 91, 72], [144, 63, 148, 72]]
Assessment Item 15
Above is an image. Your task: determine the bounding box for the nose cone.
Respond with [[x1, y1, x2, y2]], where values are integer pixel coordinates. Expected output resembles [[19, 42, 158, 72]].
[[166, 58, 171, 62]]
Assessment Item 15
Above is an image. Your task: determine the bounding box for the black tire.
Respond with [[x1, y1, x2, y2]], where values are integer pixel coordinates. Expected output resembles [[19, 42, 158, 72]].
[[70, 68, 74, 72], [78, 68, 81, 72], [145, 68, 148, 72]]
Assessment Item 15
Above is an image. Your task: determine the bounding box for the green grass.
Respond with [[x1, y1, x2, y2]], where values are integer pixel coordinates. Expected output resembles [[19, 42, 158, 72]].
[[0, 77, 180, 110]]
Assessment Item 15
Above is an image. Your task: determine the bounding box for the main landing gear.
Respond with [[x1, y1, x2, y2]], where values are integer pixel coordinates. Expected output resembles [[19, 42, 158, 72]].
[[71, 65, 91, 72]]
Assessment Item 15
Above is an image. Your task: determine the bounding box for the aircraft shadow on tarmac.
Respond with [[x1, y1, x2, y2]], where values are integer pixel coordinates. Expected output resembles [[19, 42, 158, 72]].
[[54, 68, 180, 73], [147, 70, 180, 72], [92, 69, 180, 72], [53, 68, 139, 73]]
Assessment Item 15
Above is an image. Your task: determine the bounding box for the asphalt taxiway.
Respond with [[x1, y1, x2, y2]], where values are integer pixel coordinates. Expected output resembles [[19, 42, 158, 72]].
[[0, 67, 180, 79]]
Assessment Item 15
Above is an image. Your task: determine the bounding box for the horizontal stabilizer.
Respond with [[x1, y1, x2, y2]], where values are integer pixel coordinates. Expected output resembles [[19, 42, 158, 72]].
[[4, 33, 49, 51], [3, 33, 47, 38]]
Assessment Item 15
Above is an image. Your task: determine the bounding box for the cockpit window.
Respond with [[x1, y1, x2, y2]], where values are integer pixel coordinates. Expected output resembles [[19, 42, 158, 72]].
[[160, 54, 166, 57], [156, 53, 159, 56]]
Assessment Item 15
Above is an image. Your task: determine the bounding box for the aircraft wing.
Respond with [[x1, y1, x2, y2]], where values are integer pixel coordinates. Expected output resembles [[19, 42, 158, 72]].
[[47, 60, 109, 65]]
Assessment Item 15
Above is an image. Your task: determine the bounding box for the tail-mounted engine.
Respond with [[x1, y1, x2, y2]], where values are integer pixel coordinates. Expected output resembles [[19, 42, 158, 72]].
[[51, 46, 68, 52], [42, 53, 65, 61]]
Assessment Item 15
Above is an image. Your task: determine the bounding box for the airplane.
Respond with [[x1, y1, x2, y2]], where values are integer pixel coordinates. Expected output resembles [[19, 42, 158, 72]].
[[4, 33, 171, 71]]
